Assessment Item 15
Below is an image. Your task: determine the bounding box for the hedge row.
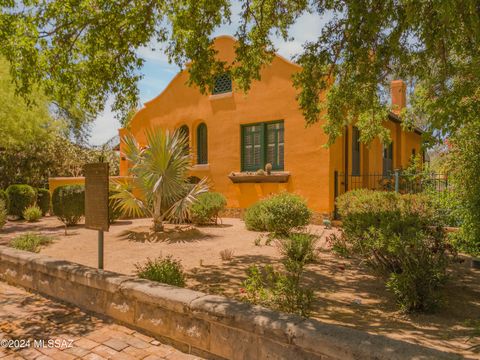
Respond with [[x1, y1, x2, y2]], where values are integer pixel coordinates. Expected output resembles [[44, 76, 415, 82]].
[[1, 185, 51, 219]]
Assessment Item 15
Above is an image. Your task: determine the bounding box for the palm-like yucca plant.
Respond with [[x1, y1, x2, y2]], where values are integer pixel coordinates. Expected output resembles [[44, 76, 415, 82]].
[[111, 128, 209, 232]]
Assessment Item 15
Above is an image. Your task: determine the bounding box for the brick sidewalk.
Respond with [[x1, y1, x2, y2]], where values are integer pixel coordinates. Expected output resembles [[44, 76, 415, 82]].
[[0, 281, 203, 360]]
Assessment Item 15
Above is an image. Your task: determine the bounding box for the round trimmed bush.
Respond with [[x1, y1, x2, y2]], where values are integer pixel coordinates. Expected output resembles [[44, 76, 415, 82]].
[[191, 192, 227, 225], [6, 184, 36, 217], [263, 192, 312, 235], [36, 188, 51, 216], [0, 190, 9, 211], [52, 185, 85, 226], [23, 205, 42, 222], [244, 192, 312, 235]]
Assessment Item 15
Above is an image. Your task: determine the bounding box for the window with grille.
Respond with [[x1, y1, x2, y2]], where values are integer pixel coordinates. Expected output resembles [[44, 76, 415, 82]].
[[213, 73, 232, 95], [352, 126, 360, 176], [241, 121, 284, 171], [197, 123, 208, 164]]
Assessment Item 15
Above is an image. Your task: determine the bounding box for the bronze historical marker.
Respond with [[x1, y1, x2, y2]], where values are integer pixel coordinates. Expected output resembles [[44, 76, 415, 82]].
[[85, 163, 110, 232], [84, 162, 109, 269]]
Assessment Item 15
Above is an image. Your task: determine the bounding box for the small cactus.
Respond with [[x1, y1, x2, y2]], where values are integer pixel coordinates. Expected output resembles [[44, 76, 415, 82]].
[[323, 218, 332, 229], [265, 163, 272, 175]]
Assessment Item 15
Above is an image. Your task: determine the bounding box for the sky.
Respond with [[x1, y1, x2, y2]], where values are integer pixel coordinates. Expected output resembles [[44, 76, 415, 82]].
[[89, 8, 330, 146]]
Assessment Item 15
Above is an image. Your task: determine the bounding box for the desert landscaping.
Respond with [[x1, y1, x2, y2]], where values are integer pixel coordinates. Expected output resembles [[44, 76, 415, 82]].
[[1, 215, 479, 359]]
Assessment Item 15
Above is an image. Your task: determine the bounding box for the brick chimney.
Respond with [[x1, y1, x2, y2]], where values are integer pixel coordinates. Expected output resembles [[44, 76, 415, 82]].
[[390, 80, 406, 114]]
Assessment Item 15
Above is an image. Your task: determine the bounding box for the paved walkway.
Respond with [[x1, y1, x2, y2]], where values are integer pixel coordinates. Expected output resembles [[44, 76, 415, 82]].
[[0, 281, 203, 360]]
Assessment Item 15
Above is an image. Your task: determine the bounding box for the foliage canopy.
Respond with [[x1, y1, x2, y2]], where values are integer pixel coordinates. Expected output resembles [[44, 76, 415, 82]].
[[0, 1, 478, 145]]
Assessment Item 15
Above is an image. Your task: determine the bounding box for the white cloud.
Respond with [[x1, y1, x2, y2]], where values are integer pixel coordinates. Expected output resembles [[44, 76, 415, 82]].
[[89, 98, 121, 146]]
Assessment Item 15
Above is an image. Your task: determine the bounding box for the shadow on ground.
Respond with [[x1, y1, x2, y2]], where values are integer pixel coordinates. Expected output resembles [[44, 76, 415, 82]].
[[117, 225, 218, 244]]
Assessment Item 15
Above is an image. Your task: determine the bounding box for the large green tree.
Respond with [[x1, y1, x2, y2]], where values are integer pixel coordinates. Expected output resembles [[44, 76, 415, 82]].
[[1, 1, 478, 144], [0, 58, 118, 188]]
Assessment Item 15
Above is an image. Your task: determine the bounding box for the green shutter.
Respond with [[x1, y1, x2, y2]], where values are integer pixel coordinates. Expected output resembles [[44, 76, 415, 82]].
[[266, 122, 284, 170], [242, 124, 263, 171], [242, 121, 284, 172]]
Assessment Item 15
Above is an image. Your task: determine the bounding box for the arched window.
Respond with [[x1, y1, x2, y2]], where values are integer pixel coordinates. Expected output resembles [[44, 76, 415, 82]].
[[197, 123, 208, 164], [178, 125, 190, 152]]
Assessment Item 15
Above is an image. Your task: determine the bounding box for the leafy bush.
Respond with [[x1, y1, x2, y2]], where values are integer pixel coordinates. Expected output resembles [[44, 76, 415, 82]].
[[243, 265, 313, 317], [52, 185, 85, 226], [244, 192, 312, 235], [10, 233, 52, 253], [244, 201, 268, 231], [276, 233, 318, 265], [135, 256, 186, 287], [191, 192, 226, 225], [0, 199, 7, 229], [23, 205, 42, 222], [6, 184, 36, 217], [448, 122, 480, 257], [263, 193, 312, 235], [36, 188, 51, 216], [336, 189, 451, 312], [0, 190, 9, 211]]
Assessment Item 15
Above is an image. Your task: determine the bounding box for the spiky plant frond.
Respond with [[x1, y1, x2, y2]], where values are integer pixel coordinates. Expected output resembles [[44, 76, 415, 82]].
[[110, 178, 150, 218], [166, 177, 210, 223]]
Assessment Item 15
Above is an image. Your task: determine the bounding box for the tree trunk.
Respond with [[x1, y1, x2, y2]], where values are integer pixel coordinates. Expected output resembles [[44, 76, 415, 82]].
[[152, 192, 164, 232], [152, 219, 164, 232]]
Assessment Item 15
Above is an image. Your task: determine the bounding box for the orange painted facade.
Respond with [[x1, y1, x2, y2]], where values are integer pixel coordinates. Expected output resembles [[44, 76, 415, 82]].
[[117, 36, 422, 216]]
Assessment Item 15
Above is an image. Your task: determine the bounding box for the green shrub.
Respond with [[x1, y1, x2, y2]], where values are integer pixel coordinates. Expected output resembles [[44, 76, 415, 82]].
[[0, 199, 7, 229], [243, 265, 313, 317], [336, 189, 450, 312], [6, 184, 36, 217], [263, 193, 312, 235], [244, 192, 312, 235], [135, 256, 186, 287], [36, 188, 51, 216], [277, 233, 318, 266], [52, 185, 85, 226], [190, 192, 226, 225], [10, 233, 52, 253], [386, 232, 448, 312], [23, 205, 42, 222], [244, 201, 268, 231], [0, 190, 9, 211]]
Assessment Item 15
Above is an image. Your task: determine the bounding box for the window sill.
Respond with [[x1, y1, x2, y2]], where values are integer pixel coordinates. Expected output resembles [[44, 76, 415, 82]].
[[228, 171, 290, 183], [191, 164, 210, 171], [209, 92, 233, 101]]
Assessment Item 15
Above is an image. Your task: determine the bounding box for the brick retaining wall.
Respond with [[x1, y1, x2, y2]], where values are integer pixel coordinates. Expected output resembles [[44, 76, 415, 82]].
[[0, 246, 457, 360]]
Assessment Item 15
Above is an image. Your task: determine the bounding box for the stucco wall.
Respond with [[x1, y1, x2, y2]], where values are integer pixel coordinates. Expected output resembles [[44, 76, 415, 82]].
[[0, 246, 454, 360]]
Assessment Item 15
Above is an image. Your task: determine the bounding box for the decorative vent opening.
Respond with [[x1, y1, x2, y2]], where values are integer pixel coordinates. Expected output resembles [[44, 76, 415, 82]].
[[213, 74, 232, 95]]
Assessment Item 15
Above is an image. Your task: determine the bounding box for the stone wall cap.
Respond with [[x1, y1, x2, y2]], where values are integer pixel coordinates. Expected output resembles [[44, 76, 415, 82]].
[[120, 278, 206, 313]]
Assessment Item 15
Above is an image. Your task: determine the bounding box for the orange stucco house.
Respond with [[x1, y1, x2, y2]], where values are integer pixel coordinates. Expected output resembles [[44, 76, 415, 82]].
[[49, 36, 422, 217], [117, 35, 422, 217]]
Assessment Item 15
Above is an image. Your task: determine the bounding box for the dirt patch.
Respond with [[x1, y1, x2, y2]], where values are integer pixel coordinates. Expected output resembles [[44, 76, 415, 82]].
[[1, 216, 479, 358]]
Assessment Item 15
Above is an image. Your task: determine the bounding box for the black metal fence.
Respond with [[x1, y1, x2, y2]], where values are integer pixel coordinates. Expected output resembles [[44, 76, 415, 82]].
[[333, 170, 449, 218]]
